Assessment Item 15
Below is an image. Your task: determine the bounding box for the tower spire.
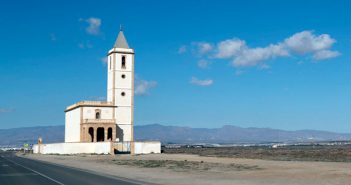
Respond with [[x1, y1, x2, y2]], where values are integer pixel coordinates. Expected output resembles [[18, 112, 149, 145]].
[[114, 25, 129, 48]]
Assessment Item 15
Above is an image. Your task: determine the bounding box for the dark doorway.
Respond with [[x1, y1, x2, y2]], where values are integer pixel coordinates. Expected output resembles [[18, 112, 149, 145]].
[[88, 127, 94, 142], [97, 127, 104, 142], [108, 127, 112, 141]]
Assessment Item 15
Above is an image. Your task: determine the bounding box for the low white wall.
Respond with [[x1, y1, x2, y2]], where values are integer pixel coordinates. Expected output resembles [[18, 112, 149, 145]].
[[134, 141, 161, 154], [114, 142, 131, 152], [33, 141, 161, 155], [33, 142, 112, 155]]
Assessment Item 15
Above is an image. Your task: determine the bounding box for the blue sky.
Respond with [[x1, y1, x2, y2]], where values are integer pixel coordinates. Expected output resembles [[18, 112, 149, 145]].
[[0, 0, 350, 132]]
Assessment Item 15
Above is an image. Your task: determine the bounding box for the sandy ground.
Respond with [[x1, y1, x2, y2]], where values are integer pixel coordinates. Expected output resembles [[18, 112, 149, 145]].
[[21, 153, 351, 185]]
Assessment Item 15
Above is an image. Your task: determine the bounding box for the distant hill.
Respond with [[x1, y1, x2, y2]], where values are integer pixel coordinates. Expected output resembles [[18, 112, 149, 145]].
[[1, 124, 351, 146], [135, 124, 351, 144], [0, 125, 64, 146]]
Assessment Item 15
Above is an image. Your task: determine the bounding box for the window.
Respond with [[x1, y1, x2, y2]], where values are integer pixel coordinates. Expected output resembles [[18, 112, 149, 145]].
[[121, 56, 126, 69], [121, 92, 125, 96], [95, 112, 100, 119], [121, 74, 126, 79], [95, 109, 101, 119]]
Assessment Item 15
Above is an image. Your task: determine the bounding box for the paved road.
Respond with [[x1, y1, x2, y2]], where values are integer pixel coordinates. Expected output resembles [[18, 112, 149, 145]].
[[0, 151, 143, 185]]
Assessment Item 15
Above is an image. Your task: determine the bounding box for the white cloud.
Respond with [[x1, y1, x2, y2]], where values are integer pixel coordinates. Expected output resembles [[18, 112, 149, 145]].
[[178, 31, 340, 79], [313, 50, 340, 60], [135, 77, 157, 96], [197, 59, 211, 69], [178, 45, 187, 54], [84, 17, 101, 35], [190, 77, 213, 86], [284, 31, 336, 54], [216, 38, 246, 58], [188, 30, 340, 67], [193, 42, 213, 55], [233, 43, 289, 67]]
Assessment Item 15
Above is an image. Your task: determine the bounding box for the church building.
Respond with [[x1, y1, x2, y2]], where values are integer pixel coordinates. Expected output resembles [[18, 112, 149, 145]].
[[65, 29, 134, 144], [33, 28, 160, 155]]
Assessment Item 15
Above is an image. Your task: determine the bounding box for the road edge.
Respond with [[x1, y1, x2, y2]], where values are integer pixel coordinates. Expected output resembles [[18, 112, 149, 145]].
[[16, 153, 158, 185]]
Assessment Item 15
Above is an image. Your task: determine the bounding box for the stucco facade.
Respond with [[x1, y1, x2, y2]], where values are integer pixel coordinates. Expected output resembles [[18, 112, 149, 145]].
[[32, 28, 161, 155], [64, 30, 134, 144]]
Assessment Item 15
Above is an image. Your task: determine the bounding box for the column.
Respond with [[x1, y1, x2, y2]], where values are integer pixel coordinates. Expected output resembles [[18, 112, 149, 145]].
[[113, 127, 116, 142], [104, 128, 108, 142], [82, 127, 85, 142], [93, 127, 97, 142]]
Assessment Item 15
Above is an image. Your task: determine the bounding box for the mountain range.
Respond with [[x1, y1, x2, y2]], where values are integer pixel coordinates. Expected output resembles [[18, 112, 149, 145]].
[[1, 124, 351, 146]]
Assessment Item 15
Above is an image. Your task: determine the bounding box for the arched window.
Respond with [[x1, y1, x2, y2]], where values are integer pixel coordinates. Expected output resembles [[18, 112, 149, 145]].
[[121, 56, 126, 69], [95, 110, 101, 119]]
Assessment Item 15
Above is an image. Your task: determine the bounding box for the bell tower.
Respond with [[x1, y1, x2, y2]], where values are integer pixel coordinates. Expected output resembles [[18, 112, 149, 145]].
[[107, 27, 134, 142]]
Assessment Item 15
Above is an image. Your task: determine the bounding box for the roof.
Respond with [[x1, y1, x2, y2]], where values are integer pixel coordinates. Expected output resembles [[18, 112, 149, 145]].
[[65, 101, 116, 112], [114, 31, 129, 49]]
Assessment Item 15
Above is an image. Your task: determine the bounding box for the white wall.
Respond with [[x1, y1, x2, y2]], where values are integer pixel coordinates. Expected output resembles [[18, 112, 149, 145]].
[[82, 107, 113, 120], [134, 142, 161, 154], [33, 141, 161, 155], [107, 50, 134, 104], [107, 89, 113, 103], [114, 71, 132, 88], [33, 142, 112, 154], [114, 89, 132, 107], [65, 108, 81, 142], [115, 107, 131, 123], [117, 124, 132, 142], [107, 54, 114, 103], [106, 48, 134, 143]]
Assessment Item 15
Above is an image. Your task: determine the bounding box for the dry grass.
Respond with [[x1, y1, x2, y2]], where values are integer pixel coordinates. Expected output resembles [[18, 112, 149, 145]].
[[164, 145, 351, 162], [110, 159, 261, 172]]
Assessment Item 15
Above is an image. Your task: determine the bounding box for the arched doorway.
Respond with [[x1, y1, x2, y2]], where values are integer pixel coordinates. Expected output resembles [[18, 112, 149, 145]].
[[97, 127, 104, 142], [108, 127, 112, 141], [88, 127, 94, 142]]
